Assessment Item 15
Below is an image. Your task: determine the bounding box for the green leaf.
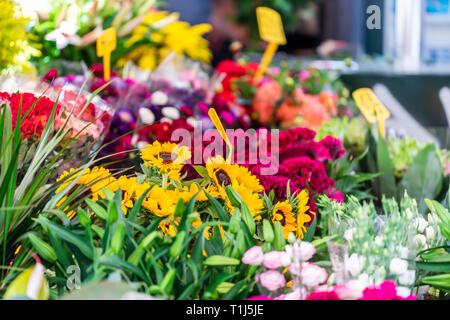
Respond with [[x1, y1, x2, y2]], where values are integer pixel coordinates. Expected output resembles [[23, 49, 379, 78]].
[[85, 199, 107, 220], [421, 274, 450, 291], [400, 144, 443, 213], [376, 132, 397, 198], [303, 213, 317, 242], [202, 272, 237, 300], [206, 192, 230, 223], [36, 217, 93, 259]]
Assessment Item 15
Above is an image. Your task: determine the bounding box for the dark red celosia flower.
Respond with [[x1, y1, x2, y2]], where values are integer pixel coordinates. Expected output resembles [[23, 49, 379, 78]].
[[279, 141, 331, 163], [3, 92, 60, 139], [320, 136, 346, 161], [279, 127, 316, 148], [280, 157, 335, 194]]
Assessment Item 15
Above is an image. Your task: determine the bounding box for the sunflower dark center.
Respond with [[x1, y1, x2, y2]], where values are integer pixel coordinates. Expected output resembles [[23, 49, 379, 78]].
[[215, 169, 232, 186], [160, 152, 174, 164], [277, 210, 286, 226]]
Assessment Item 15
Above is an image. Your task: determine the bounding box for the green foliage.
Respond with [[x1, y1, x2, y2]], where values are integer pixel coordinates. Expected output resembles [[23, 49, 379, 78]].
[[360, 129, 445, 213], [418, 198, 450, 294], [21, 186, 261, 300]]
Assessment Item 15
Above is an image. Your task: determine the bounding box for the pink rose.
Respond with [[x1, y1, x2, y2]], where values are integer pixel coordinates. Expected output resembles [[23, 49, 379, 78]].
[[300, 263, 328, 288], [259, 270, 286, 291], [242, 246, 263, 266], [332, 285, 362, 300], [275, 287, 307, 300], [286, 242, 316, 261], [288, 261, 302, 276], [262, 251, 291, 269]]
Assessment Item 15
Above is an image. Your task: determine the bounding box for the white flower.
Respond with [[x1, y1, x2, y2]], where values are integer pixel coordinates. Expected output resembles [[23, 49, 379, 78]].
[[413, 217, 428, 233], [414, 234, 428, 250], [425, 226, 436, 243], [151, 91, 168, 105], [396, 286, 412, 298], [398, 270, 415, 286], [389, 258, 408, 275], [286, 242, 316, 262], [139, 108, 155, 125], [397, 246, 409, 259], [137, 141, 148, 150], [300, 263, 328, 288], [405, 208, 414, 219], [344, 228, 355, 242], [374, 235, 383, 246], [346, 253, 363, 277], [186, 117, 197, 127], [428, 213, 440, 225], [161, 107, 180, 120], [45, 21, 81, 50]]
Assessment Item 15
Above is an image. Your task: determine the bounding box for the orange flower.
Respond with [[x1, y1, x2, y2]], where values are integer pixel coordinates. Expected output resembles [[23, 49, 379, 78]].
[[276, 89, 331, 129], [253, 81, 282, 125]]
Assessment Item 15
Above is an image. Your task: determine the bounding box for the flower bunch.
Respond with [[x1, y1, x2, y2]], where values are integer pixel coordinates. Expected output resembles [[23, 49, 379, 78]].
[[248, 127, 346, 213], [242, 241, 329, 300], [0, 0, 39, 75], [319, 193, 444, 297], [0, 91, 59, 139], [212, 60, 352, 130], [118, 10, 212, 70]]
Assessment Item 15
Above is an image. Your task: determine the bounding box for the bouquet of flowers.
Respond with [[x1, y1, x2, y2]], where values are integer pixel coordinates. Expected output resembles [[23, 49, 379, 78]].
[[212, 59, 354, 130], [27, 0, 212, 73]]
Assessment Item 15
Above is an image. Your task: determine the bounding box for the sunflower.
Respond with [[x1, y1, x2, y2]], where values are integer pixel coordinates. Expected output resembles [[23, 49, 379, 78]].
[[296, 190, 312, 239], [206, 156, 238, 197], [142, 185, 177, 218], [234, 165, 264, 193], [159, 216, 180, 237], [272, 200, 297, 239], [141, 141, 191, 174], [177, 183, 220, 202], [55, 167, 118, 219], [226, 183, 264, 221]]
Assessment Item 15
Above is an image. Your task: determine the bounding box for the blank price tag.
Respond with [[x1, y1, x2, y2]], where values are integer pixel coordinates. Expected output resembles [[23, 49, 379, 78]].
[[253, 7, 286, 84], [353, 88, 390, 138], [256, 7, 287, 45], [96, 27, 117, 80]]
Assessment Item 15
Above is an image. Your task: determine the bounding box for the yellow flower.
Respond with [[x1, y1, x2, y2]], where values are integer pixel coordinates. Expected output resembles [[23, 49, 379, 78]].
[[122, 191, 134, 215], [159, 216, 180, 237], [272, 200, 297, 239], [142, 185, 177, 218], [141, 141, 191, 174], [55, 167, 118, 219], [234, 165, 264, 193], [226, 183, 264, 221], [205, 225, 224, 240], [177, 183, 220, 202], [296, 190, 312, 239], [206, 156, 238, 197]]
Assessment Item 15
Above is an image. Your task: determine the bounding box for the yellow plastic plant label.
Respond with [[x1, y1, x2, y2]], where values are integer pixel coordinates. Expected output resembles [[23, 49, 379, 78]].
[[256, 7, 287, 45], [208, 108, 233, 164], [253, 7, 286, 84], [353, 88, 391, 138], [96, 27, 117, 80]]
